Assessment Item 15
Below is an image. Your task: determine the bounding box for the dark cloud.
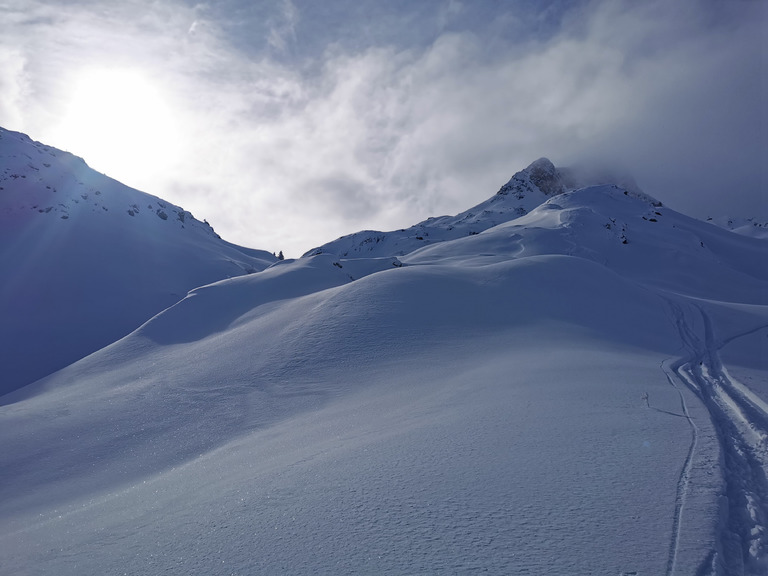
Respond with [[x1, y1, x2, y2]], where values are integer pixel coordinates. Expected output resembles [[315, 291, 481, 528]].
[[300, 175, 377, 220]]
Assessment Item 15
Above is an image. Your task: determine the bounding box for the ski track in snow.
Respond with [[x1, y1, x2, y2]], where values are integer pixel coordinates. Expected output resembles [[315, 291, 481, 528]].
[[667, 300, 768, 575], [660, 353, 699, 576]]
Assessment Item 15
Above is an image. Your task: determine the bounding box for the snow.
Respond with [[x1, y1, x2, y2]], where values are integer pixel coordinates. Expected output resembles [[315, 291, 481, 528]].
[[707, 216, 768, 240], [0, 127, 276, 394], [1, 129, 767, 574], [0, 345, 705, 575], [721, 327, 768, 407], [304, 158, 665, 262]]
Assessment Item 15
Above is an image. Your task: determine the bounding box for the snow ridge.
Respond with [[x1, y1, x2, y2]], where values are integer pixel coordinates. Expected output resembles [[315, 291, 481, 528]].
[[306, 158, 626, 258], [0, 127, 220, 237], [305, 157, 662, 259]]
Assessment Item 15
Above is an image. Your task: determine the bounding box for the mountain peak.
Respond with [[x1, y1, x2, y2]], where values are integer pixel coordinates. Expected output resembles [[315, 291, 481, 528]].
[[526, 157, 564, 196], [496, 157, 564, 198]]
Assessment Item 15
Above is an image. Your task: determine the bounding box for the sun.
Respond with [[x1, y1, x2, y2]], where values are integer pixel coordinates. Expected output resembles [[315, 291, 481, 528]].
[[51, 67, 183, 186]]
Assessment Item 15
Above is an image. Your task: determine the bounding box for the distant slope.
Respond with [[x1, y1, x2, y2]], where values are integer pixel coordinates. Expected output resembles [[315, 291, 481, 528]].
[[405, 185, 768, 303], [0, 127, 277, 394], [706, 215, 768, 240]]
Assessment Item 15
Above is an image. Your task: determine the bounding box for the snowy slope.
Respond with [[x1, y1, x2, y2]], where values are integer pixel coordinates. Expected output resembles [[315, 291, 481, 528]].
[[706, 216, 768, 240], [406, 185, 768, 303], [2, 153, 767, 574], [2, 250, 706, 576], [0, 127, 277, 394]]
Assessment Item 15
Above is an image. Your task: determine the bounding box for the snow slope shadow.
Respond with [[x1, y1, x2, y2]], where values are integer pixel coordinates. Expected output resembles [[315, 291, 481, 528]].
[[137, 254, 408, 345], [137, 255, 351, 344]]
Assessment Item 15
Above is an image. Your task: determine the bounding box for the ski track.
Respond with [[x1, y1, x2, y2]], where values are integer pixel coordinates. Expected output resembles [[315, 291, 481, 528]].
[[661, 355, 699, 576], [666, 300, 768, 575]]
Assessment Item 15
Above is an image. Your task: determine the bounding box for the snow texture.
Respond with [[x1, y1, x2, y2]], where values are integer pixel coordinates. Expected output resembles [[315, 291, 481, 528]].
[[1, 128, 767, 575]]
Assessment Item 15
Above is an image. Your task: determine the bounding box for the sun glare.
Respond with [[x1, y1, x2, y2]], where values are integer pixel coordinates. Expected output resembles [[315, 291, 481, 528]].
[[51, 68, 183, 185]]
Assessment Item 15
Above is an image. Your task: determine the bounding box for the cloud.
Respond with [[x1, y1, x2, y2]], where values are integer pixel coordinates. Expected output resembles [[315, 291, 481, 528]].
[[563, 0, 767, 216], [0, 0, 765, 256], [0, 48, 28, 129], [267, 0, 299, 52]]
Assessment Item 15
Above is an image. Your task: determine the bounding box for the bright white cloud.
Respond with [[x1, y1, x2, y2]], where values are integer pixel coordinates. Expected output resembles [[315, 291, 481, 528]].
[[0, 0, 764, 256], [0, 47, 27, 129]]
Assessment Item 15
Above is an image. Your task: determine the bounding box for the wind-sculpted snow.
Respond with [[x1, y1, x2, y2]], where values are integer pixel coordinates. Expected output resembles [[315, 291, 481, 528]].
[[0, 127, 276, 393], [137, 254, 403, 345], [2, 144, 767, 574]]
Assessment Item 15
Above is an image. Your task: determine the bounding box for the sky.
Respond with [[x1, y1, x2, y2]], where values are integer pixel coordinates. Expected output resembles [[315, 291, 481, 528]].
[[0, 0, 765, 256]]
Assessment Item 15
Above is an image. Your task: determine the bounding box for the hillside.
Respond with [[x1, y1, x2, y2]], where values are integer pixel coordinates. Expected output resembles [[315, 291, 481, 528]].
[[1, 139, 767, 574], [0, 127, 277, 393]]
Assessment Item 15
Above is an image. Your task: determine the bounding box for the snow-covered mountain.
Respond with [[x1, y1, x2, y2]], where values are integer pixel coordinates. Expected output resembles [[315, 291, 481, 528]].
[[2, 135, 767, 575], [0, 127, 277, 394], [305, 157, 658, 258]]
